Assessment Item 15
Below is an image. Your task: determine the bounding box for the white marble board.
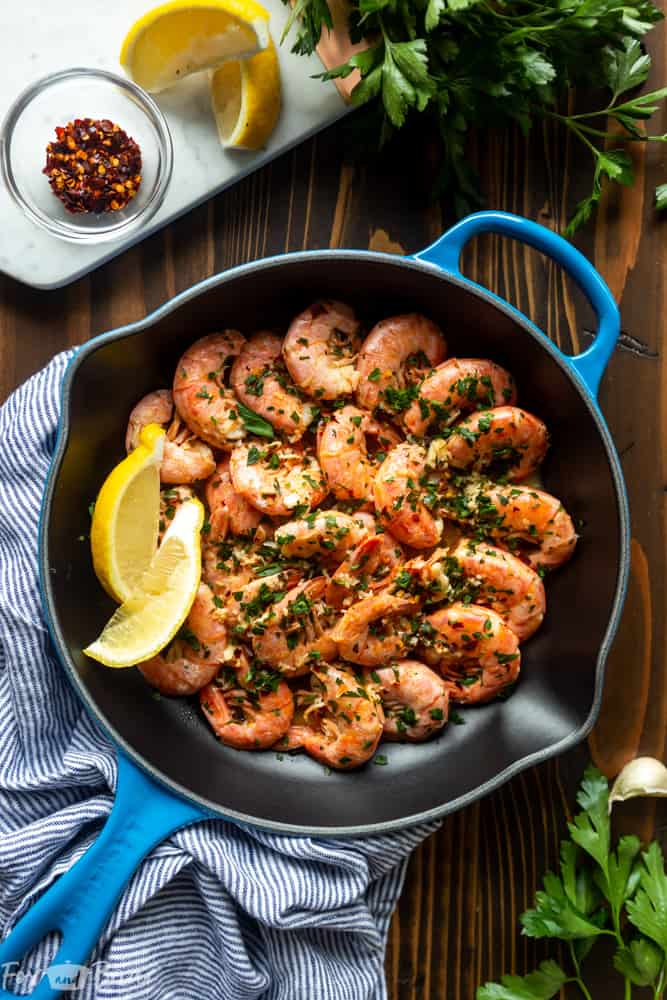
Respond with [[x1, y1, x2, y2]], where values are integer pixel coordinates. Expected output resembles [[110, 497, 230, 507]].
[[0, 1, 347, 290]]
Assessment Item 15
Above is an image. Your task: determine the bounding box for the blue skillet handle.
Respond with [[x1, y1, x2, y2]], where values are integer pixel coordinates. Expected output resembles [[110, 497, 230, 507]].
[[0, 753, 209, 999], [414, 210, 621, 398]]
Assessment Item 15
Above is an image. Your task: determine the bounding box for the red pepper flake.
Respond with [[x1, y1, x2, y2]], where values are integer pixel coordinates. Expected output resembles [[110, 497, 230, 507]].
[[43, 118, 142, 214]]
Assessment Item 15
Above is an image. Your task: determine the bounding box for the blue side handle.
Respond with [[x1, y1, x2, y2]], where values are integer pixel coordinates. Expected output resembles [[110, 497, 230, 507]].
[[0, 753, 208, 999], [414, 210, 621, 398]]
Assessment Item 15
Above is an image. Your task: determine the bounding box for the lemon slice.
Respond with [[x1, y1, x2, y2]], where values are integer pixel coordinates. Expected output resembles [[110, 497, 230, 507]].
[[120, 0, 271, 93], [85, 498, 204, 668], [210, 39, 281, 149], [90, 423, 164, 604]]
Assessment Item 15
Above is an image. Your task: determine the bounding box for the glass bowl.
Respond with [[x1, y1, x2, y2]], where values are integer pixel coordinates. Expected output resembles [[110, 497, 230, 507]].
[[0, 67, 173, 243]]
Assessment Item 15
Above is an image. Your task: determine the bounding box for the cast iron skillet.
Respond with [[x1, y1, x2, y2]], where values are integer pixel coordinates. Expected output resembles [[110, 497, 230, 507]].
[[0, 212, 630, 998]]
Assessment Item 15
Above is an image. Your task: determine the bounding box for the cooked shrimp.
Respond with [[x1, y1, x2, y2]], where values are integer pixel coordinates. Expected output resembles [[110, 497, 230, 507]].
[[331, 590, 420, 667], [408, 539, 545, 641], [275, 510, 368, 563], [252, 578, 338, 676], [366, 660, 448, 742], [229, 442, 328, 516], [119, 315, 576, 763], [285, 664, 384, 770], [202, 535, 260, 598], [442, 406, 548, 481], [158, 486, 196, 543], [138, 582, 226, 695], [316, 405, 402, 505], [138, 642, 218, 696], [173, 331, 247, 449], [204, 457, 263, 542], [201, 526, 302, 620], [225, 571, 303, 630], [373, 442, 442, 549], [451, 538, 545, 639], [200, 670, 294, 750], [126, 389, 216, 484], [230, 332, 316, 438], [283, 301, 362, 400], [350, 510, 379, 534], [326, 534, 405, 609], [423, 603, 521, 704], [404, 358, 517, 437], [442, 479, 577, 570], [356, 314, 447, 415], [185, 582, 229, 661]]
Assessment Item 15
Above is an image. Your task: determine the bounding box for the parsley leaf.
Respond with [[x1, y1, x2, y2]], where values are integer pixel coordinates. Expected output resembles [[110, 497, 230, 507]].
[[236, 402, 275, 440], [281, 0, 333, 54], [294, 0, 667, 233], [519, 50, 556, 87], [603, 38, 651, 100], [625, 842, 667, 953], [604, 834, 642, 927], [567, 765, 611, 875], [520, 866, 607, 940], [597, 150, 634, 186], [477, 765, 667, 1000], [381, 39, 435, 127], [614, 937, 664, 987], [477, 960, 567, 1000], [565, 151, 634, 237], [425, 0, 444, 32]]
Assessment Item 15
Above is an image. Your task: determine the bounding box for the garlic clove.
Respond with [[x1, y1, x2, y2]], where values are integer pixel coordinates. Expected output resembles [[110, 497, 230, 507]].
[[609, 756, 667, 812]]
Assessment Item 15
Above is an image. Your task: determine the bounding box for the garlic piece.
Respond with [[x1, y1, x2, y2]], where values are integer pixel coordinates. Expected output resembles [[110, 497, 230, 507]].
[[426, 439, 448, 469], [608, 756, 667, 812]]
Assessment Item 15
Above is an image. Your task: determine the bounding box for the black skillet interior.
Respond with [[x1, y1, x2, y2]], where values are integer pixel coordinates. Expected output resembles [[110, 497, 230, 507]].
[[41, 253, 626, 834]]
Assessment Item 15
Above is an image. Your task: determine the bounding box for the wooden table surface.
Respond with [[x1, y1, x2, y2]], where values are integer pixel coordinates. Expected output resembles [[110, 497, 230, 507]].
[[2, 25, 667, 998]]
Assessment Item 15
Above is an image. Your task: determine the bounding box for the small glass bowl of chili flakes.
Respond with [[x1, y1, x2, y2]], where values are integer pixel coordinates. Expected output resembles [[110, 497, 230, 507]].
[[0, 68, 173, 243]]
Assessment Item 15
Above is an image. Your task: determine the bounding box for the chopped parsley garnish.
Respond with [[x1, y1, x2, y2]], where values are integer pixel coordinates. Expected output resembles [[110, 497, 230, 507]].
[[237, 402, 274, 439], [244, 373, 265, 397], [382, 383, 419, 413]]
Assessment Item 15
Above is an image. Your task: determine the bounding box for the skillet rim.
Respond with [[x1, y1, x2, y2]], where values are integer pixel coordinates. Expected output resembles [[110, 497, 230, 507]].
[[38, 248, 631, 836]]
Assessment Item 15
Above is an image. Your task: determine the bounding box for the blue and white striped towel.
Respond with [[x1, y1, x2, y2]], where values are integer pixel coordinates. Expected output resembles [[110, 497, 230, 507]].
[[0, 351, 437, 1000]]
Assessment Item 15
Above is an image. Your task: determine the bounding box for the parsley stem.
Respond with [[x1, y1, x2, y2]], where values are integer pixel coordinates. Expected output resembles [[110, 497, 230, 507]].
[[553, 88, 667, 124], [557, 106, 615, 121], [568, 943, 594, 1000], [564, 121, 601, 159], [609, 903, 632, 1000], [550, 117, 628, 141], [547, 112, 667, 144]]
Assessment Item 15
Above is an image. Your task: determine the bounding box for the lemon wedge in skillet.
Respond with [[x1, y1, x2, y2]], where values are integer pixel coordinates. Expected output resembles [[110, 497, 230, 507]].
[[120, 0, 271, 93], [210, 40, 281, 149], [85, 498, 204, 668], [90, 423, 164, 604]]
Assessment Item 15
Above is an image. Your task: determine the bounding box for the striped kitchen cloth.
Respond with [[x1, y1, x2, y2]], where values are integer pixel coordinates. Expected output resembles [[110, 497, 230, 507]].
[[0, 351, 438, 1000]]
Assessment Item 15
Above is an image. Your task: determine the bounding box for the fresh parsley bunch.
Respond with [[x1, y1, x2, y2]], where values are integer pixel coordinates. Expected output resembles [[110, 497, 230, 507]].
[[477, 766, 667, 1000], [282, 0, 667, 233]]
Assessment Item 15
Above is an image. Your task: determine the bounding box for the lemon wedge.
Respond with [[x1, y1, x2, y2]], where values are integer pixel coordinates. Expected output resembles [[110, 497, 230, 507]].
[[90, 423, 164, 604], [210, 39, 281, 149], [85, 498, 204, 668], [120, 0, 271, 93]]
